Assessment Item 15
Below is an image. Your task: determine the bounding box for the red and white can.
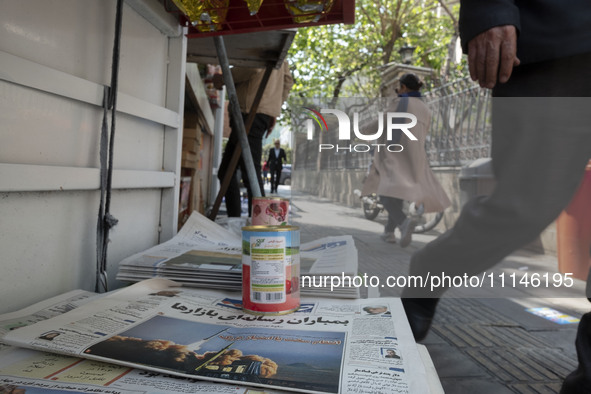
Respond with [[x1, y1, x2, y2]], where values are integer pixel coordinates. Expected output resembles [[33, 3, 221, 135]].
[[242, 225, 300, 315], [251, 197, 289, 225]]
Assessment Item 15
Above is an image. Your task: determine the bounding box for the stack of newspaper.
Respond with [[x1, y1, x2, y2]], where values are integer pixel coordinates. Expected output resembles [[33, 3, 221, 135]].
[[116, 211, 360, 298], [0, 279, 440, 394]]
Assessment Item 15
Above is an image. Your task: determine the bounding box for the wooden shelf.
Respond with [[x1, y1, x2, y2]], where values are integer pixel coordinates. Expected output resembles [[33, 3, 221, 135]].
[[186, 28, 296, 68]]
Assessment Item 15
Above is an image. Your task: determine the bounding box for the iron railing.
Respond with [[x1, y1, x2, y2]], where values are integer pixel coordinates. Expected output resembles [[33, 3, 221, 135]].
[[424, 77, 492, 167]]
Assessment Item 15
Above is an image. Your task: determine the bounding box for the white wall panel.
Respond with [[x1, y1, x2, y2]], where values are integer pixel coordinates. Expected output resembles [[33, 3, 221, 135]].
[[1, 80, 102, 167], [0, 164, 175, 192], [0, 190, 162, 313], [0, 51, 180, 129], [0, 0, 169, 106], [119, 5, 169, 106], [1, 66, 167, 172], [0, 0, 186, 313]]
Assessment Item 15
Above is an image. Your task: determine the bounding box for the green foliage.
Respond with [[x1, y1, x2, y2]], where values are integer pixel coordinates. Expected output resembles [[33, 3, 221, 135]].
[[287, 0, 468, 98]]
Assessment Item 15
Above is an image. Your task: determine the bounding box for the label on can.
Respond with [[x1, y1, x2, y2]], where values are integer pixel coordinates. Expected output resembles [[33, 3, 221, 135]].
[[242, 226, 300, 315], [250, 236, 287, 303], [251, 197, 289, 226]]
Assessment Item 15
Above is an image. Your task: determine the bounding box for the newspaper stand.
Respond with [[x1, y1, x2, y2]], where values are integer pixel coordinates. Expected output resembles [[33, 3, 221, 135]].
[[166, 0, 354, 220]]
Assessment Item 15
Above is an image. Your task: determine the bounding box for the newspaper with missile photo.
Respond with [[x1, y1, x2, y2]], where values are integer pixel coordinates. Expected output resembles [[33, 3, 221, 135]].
[[1, 279, 432, 393]]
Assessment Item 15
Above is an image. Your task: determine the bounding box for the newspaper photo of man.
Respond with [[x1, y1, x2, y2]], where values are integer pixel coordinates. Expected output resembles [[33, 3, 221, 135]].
[[362, 305, 391, 316]]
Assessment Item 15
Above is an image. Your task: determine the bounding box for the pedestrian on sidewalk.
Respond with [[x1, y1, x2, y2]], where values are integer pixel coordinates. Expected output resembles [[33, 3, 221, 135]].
[[268, 139, 287, 194], [400, 2, 591, 393], [215, 61, 293, 216], [361, 73, 450, 247]]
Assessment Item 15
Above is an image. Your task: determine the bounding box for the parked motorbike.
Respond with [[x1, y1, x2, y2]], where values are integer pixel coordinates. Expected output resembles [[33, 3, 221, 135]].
[[353, 190, 443, 234]]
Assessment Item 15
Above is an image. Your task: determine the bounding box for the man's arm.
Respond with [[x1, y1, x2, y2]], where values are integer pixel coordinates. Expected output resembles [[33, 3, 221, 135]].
[[460, 0, 521, 88]]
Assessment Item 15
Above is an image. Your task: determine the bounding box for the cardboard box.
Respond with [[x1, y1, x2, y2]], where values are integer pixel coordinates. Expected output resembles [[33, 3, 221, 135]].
[[183, 124, 199, 140], [181, 159, 197, 169], [182, 151, 198, 162], [182, 137, 199, 153]]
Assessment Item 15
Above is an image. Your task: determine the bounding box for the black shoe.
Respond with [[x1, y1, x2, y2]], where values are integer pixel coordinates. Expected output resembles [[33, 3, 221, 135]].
[[398, 217, 417, 248], [401, 298, 439, 342], [560, 312, 591, 394]]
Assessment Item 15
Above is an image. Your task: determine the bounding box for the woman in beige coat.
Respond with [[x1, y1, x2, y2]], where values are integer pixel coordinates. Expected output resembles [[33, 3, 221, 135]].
[[362, 74, 451, 247]]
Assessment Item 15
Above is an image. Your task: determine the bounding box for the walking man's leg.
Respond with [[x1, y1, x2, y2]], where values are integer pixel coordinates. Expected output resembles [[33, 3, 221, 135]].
[[270, 167, 279, 193], [403, 56, 591, 340], [380, 196, 404, 243], [242, 114, 270, 216], [217, 132, 242, 217]]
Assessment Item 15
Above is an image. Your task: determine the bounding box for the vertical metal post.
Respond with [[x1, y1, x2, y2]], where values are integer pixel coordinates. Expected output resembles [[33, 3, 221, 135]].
[[161, 31, 187, 242], [209, 86, 226, 205], [209, 36, 275, 221], [213, 36, 262, 200]]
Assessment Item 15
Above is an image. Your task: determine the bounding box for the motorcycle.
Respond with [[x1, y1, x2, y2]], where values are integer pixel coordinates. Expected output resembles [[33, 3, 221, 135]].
[[353, 190, 444, 234]]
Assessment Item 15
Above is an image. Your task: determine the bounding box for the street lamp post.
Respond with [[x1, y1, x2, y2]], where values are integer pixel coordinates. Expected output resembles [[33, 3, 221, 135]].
[[398, 45, 416, 65]]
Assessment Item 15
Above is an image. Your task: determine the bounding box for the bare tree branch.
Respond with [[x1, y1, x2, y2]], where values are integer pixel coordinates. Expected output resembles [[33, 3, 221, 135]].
[[436, 0, 458, 31]]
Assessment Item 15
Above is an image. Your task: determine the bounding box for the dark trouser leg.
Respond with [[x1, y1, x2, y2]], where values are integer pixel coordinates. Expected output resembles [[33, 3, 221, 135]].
[[381, 196, 405, 233], [405, 53, 591, 299], [239, 114, 270, 216], [403, 53, 591, 343], [561, 312, 591, 394], [561, 271, 591, 393], [218, 113, 271, 217], [276, 168, 282, 189], [217, 132, 242, 217], [270, 167, 281, 192], [270, 168, 276, 192]]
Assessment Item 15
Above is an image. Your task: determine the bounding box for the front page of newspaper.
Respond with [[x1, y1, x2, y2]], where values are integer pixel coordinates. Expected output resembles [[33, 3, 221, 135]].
[[0, 287, 287, 393], [2, 279, 430, 394]]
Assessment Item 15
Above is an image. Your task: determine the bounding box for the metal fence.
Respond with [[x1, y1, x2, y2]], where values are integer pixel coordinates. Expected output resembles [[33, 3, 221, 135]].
[[293, 77, 492, 171], [424, 77, 492, 167]]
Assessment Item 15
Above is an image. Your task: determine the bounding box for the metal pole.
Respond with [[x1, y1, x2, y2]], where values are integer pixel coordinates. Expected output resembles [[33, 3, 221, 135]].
[[213, 36, 262, 200], [208, 51, 274, 221], [209, 86, 225, 205], [208, 66, 273, 220]]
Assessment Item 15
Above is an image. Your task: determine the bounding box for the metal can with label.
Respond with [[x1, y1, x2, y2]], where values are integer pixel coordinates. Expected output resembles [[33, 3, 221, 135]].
[[242, 225, 300, 315], [251, 197, 289, 226]]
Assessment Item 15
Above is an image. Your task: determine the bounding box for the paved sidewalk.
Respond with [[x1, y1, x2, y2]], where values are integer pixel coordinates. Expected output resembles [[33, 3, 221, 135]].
[[278, 186, 589, 394]]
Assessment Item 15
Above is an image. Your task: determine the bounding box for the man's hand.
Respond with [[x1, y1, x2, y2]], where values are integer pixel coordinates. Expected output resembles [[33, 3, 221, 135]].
[[468, 25, 520, 89]]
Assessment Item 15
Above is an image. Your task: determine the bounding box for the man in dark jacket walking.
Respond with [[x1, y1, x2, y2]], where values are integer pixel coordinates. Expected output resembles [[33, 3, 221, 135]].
[[267, 139, 286, 193], [401, 2, 591, 393]]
